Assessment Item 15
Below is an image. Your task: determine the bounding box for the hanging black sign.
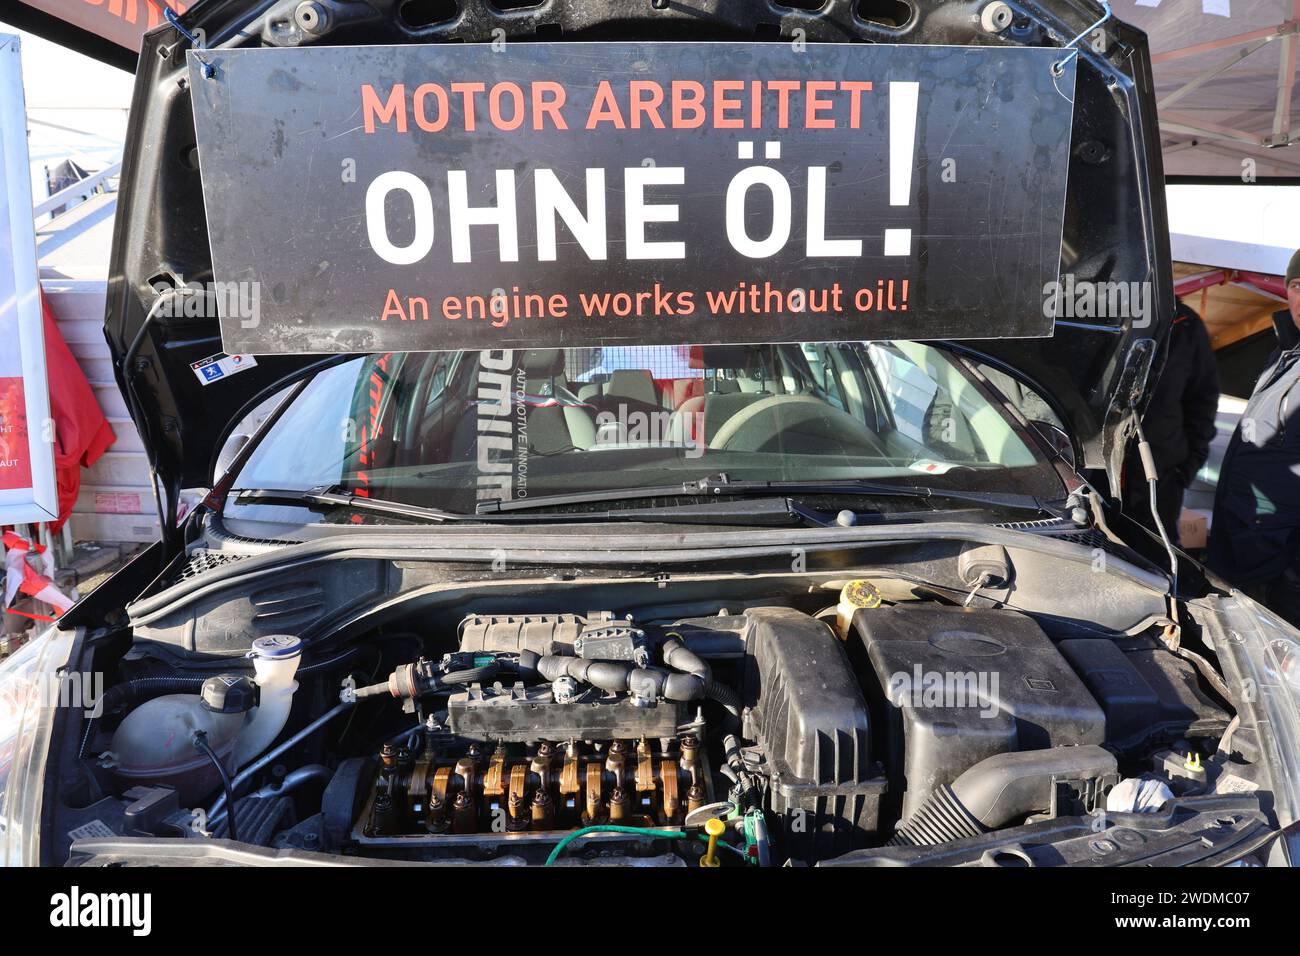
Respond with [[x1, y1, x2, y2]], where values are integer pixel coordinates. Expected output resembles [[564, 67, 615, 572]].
[[188, 41, 1077, 354]]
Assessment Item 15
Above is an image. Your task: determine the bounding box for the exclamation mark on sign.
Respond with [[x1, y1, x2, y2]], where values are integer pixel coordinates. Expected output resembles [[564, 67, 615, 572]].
[[884, 81, 919, 257]]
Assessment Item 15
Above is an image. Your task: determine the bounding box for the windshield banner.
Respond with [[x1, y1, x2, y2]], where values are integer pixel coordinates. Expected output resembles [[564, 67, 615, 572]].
[[189, 42, 1077, 355]]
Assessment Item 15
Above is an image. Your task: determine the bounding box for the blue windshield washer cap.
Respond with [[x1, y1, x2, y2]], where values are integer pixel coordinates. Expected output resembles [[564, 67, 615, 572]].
[[249, 634, 303, 660]]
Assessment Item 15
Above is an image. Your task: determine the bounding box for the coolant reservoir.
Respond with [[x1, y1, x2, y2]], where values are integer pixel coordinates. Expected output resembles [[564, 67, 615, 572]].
[[835, 579, 882, 639], [110, 694, 247, 804]]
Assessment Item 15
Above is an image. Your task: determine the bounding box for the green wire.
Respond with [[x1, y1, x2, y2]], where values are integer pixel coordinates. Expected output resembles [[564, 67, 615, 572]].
[[544, 825, 687, 866], [699, 834, 748, 860], [541, 824, 751, 866]]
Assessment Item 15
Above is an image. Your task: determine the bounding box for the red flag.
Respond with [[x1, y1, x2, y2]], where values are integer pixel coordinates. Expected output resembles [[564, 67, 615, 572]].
[[41, 294, 117, 531]]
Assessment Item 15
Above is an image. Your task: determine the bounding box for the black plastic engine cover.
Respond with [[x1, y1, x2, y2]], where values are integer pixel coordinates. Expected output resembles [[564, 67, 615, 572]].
[[1057, 636, 1230, 752], [739, 607, 886, 863], [852, 605, 1105, 822]]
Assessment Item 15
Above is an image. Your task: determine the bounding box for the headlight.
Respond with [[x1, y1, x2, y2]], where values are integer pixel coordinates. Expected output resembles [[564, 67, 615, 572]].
[[1267, 633, 1300, 697], [1213, 596, 1300, 833], [1245, 602, 1300, 702], [0, 626, 75, 866]]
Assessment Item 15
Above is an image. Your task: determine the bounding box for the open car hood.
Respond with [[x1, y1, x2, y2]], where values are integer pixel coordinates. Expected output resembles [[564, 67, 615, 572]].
[[71, 0, 1169, 524]]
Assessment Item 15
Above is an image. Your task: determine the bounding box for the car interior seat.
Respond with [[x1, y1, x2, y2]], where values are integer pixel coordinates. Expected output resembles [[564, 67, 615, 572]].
[[520, 349, 596, 455]]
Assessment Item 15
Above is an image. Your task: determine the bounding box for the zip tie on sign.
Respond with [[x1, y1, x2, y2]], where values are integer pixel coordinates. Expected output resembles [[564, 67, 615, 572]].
[[1053, 1, 1113, 77], [163, 4, 215, 78]]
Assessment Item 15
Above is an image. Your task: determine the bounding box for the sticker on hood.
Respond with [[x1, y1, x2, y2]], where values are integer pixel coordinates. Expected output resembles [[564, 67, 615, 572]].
[[191, 352, 258, 385]]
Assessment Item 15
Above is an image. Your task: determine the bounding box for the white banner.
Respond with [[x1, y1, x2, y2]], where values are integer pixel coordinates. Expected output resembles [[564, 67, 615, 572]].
[[0, 35, 57, 525]]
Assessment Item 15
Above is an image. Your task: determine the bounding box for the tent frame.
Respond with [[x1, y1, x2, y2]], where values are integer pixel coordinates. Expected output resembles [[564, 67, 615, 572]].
[[1157, 3, 1300, 154]]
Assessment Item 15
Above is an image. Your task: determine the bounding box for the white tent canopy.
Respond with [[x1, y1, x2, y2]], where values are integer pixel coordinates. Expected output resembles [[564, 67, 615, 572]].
[[1112, 1, 1300, 177], [1167, 182, 1300, 273]]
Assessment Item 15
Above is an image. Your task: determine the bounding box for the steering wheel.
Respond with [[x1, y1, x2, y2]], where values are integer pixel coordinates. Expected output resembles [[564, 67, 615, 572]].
[[709, 395, 887, 455]]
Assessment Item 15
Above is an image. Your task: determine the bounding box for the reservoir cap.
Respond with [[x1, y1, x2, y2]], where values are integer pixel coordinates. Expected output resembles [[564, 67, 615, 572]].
[[250, 634, 303, 660], [200, 674, 258, 714]]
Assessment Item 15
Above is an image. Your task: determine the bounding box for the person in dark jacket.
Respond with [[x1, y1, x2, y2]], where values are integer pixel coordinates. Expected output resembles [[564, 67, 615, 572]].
[[1209, 250, 1300, 624], [1123, 298, 1220, 547]]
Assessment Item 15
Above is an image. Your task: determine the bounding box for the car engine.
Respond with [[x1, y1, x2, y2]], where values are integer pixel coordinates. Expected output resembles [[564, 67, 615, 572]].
[[338, 605, 882, 863]]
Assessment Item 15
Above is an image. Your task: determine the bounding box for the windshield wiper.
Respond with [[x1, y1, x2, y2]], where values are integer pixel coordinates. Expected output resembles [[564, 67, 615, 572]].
[[230, 486, 926, 529], [228, 486, 800, 527], [230, 477, 1053, 528], [476, 474, 1055, 516], [231, 486, 466, 523]]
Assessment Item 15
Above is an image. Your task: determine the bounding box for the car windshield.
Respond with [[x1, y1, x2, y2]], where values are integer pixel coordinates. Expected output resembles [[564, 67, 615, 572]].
[[228, 342, 1064, 518]]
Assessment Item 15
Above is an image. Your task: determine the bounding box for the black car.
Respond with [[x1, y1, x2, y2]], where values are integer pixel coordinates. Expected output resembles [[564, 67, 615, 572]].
[[1, 0, 1296, 869]]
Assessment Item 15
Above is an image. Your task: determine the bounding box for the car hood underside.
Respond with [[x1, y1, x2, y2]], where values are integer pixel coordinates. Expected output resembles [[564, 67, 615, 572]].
[[27, 0, 1172, 511]]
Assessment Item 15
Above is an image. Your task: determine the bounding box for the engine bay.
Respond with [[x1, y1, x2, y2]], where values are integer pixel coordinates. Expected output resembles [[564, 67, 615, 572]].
[[55, 548, 1268, 868]]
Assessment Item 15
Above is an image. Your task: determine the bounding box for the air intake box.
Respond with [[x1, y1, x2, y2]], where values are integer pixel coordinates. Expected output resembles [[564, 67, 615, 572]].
[[851, 605, 1105, 821], [739, 607, 886, 862]]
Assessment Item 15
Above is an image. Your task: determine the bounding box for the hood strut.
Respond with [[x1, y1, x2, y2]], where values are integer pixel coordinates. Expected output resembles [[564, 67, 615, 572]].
[[1132, 412, 1179, 619]]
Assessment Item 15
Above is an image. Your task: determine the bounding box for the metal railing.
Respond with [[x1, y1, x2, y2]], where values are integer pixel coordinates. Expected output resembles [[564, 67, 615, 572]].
[[33, 160, 121, 219]]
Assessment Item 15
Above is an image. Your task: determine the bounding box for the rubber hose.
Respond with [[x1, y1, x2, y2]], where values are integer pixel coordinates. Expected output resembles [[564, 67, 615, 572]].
[[537, 656, 631, 692], [98, 675, 207, 711], [705, 679, 742, 715], [890, 745, 1117, 846], [666, 637, 742, 716], [537, 656, 708, 702], [657, 671, 707, 702], [662, 637, 711, 680], [439, 663, 499, 685]]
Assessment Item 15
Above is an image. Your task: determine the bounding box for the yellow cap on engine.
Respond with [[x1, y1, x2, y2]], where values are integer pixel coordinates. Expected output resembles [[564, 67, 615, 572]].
[[700, 817, 726, 868], [836, 579, 882, 640]]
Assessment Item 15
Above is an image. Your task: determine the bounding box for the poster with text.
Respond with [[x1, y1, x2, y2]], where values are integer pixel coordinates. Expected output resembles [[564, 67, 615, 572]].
[[189, 42, 1077, 355], [0, 35, 57, 525]]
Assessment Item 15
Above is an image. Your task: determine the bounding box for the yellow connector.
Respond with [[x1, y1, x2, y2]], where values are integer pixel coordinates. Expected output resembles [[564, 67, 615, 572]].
[[1184, 751, 1202, 773], [700, 818, 726, 868]]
